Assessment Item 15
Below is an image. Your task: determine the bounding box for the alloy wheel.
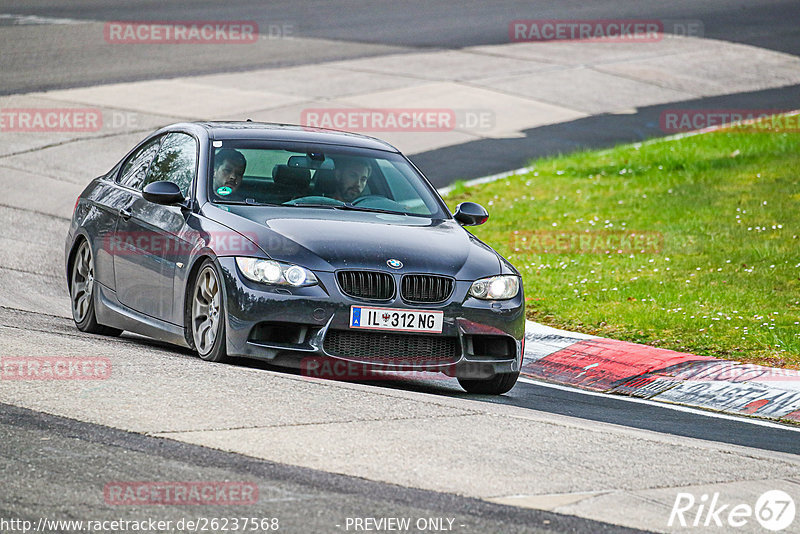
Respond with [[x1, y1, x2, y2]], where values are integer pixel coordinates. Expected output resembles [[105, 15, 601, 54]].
[[71, 241, 95, 323], [192, 265, 221, 355]]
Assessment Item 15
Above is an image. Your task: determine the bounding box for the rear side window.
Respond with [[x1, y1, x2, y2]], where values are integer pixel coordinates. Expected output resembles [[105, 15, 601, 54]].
[[143, 133, 198, 196], [118, 137, 161, 190]]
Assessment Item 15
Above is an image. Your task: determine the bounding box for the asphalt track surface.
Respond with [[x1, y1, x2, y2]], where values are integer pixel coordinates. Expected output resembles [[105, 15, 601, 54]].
[[3, 0, 800, 82], [2, 403, 639, 534], [1, 306, 798, 532], [2, 0, 800, 182], [2, 2, 800, 531], [346, 374, 800, 457]]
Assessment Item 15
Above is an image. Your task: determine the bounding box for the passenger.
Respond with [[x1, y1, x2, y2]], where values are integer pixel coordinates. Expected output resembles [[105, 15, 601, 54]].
[[212, 149, 246, 196], [331, 157, 371, 202]]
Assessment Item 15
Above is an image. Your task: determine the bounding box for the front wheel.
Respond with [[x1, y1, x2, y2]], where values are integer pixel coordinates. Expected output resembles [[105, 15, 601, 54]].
[[458, 371, 520, 395], [70, 240, 122, 336], [190, 260, 229, 363]]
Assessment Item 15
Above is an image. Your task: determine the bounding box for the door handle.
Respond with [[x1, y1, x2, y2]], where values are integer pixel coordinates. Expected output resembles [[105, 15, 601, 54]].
[[119, 208, 132, 220]]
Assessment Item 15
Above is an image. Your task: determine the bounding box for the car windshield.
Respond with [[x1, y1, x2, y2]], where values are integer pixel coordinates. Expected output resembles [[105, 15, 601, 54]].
[[208, 142, 447, 218]]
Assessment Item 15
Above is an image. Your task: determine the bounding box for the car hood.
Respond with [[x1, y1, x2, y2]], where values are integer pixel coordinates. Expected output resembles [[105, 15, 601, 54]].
[[209, 205, 502, 279]]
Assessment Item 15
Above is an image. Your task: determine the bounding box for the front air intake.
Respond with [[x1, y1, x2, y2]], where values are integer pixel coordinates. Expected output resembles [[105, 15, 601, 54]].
[[324, 329, 461, 364]]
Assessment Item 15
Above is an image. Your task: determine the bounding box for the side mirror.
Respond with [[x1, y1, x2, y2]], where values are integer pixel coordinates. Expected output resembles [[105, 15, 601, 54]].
[[143, 181, 185, 205], [454, 202, 489, 226]]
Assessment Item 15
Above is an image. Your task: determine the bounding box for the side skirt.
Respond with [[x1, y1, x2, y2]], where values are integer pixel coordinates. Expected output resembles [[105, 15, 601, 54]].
[[94, 283, 191, 348]]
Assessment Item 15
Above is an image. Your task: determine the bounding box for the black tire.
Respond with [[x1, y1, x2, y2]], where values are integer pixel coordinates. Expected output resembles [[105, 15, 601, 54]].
[[70, 240, 123, 337], [458, 371, 520, 395], [189, 259, 229, 363]]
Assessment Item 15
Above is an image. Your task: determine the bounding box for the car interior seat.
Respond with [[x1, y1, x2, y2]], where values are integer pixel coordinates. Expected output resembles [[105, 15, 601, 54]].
[[311, 169, 337, 197], [272, 164, 311, 200]]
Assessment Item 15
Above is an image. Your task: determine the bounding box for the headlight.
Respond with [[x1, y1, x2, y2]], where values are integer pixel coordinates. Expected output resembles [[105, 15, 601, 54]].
[[235, 257, 318, 287], [469, 275, 520, 300]]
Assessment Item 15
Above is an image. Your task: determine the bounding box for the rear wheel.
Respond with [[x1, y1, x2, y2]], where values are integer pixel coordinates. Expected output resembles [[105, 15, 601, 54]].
[[190, 260, 229, 363], [70, 240, 122, 336], [458, 371, 520, 395]]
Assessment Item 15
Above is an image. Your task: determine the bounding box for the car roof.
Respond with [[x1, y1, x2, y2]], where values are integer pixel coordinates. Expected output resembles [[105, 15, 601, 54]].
[[185, 121, 400, 152]]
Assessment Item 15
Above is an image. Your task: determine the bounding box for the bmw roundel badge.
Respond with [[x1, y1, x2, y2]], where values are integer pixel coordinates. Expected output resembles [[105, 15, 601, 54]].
[[387, 259, 403, 269]]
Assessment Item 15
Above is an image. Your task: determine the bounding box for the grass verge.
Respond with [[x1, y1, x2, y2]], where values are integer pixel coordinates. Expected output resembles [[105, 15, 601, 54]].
[[444, 117, 800, 368]]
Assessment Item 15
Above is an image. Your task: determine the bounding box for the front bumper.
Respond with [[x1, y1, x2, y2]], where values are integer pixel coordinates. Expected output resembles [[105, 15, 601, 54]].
[[217, 257, 525, 379]]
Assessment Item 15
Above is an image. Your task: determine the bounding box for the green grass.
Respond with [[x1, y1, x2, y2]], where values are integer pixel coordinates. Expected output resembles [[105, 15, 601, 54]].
[[445, 117, 800, 368]]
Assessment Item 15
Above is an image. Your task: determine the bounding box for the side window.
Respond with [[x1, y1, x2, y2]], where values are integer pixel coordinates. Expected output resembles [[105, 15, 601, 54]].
[[144, 133, 198, 196], [118, 137, 161, 190]]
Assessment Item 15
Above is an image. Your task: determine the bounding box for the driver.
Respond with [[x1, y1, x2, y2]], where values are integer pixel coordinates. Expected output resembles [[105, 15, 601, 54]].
[[212, 149, 247, 196], [332, 157, 371, 202]]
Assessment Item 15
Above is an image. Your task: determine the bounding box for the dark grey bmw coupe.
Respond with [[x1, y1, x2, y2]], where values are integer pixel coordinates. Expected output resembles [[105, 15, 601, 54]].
[[65, 122, 524, 394]]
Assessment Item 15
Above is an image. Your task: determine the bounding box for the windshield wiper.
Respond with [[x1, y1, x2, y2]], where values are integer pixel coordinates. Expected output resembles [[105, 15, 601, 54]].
[[281, 202, 337, 209], [244, 199, 281, 206], [214, 200, 281, 207], [334, 204, 408, 216]]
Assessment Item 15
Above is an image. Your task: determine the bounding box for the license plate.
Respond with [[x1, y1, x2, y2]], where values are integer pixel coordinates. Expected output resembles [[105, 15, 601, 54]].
[[349, 306, 443, 333]]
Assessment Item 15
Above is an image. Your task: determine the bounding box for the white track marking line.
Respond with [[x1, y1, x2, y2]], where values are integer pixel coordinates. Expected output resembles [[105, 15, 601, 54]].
[[517, 377, 800, 433], [0, 13, 94, 26], [0, 14, 91, 25]]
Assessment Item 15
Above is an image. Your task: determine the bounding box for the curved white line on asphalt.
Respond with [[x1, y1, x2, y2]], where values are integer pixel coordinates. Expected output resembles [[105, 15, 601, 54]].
[[518, 377, 800, 433]]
